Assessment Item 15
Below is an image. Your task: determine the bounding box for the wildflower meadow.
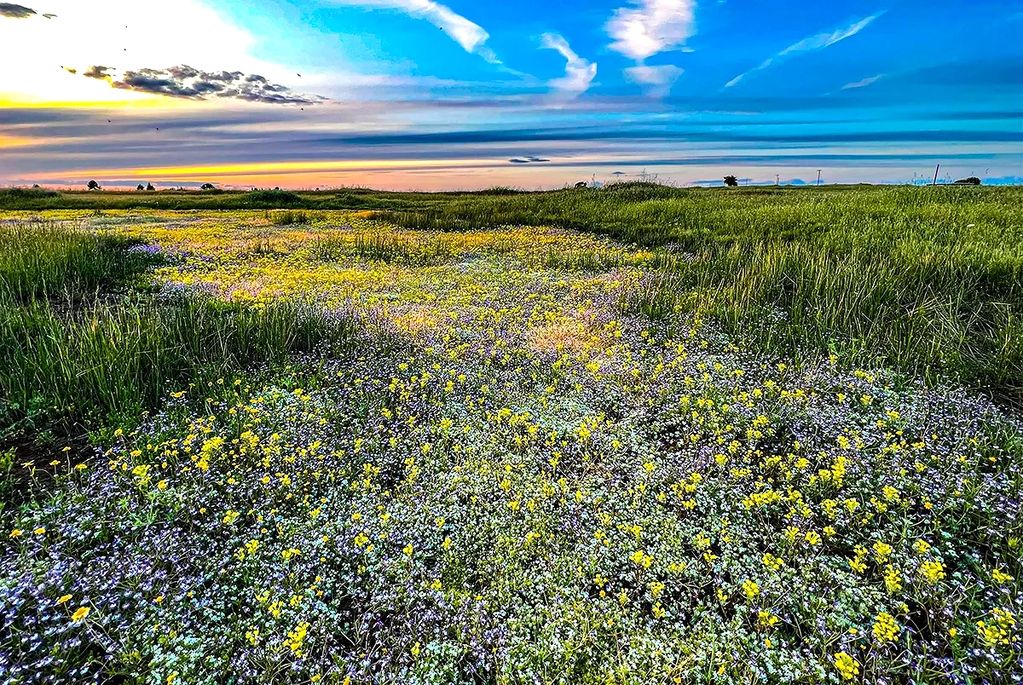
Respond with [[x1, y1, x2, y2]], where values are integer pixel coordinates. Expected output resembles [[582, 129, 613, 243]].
[[1, 187, 1021, 684]]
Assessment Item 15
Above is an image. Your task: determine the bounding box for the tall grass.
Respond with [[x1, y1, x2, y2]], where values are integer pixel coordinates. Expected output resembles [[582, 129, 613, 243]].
[[0, 295, 355, 432], [625, 234, 1021, 399], [0, 221, 155, 303], [266, 209, 309, 225], [0, 221, 357, 440]]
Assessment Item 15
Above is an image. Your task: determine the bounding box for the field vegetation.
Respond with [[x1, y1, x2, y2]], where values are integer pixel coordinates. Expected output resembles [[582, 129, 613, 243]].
[[3, 184, 1019, 399], [0, 186, 1020, 684], [0, 220, 358, 498]]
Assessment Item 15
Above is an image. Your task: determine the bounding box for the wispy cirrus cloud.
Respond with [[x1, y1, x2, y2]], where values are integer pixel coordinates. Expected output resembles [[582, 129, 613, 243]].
[[79, 64, 320, 105], [842, 73, 885, 90], [327, 0, 498, 63], [725, 12, 885, 88], [541, 33, 597, 98]]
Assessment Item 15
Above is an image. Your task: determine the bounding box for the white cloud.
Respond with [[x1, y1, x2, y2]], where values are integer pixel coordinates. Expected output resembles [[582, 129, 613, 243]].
[[328, 0, 497, 63], [607, 0, 696, 61], [541, 32, 597, 97], [842, 73, 885, 90], [625, 64, 682, 96], [725, 12, 885, 88]]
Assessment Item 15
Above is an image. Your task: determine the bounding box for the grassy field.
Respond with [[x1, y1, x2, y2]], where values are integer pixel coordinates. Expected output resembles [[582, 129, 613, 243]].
[[3, 184, 1019, 400], [0, 220, 359, 501], [0, 188, 1021, 684]]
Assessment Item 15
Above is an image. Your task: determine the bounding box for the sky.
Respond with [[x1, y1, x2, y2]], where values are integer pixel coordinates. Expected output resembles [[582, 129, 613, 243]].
[[1, 0, 1021, 190]]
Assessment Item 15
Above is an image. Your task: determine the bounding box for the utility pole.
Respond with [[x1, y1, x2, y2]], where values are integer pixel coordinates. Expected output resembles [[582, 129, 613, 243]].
[[816, 170, 822, 186], [932, 164, 940, 186]]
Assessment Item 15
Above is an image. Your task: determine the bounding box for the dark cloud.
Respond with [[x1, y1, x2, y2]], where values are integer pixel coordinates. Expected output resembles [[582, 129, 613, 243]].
[[83, 65, 114, 80], [508, 156, 550, 164], [694, 177, 809, 187], [0, 3, 35, 18], [114, 66, 319, 105], [76, 64, 321, 105]]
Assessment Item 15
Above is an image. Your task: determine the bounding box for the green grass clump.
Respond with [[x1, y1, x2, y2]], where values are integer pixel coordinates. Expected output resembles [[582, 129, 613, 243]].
[[266, 209, 310, 225], [0, 295, 355, 433], [0, 221, 156, 303], [311, 232, 456, 266], [351, 233, 454, 265], [0, 221, 357, 442], [245, 189, 305, 207], [0, 188, 59, 204], [621, 214, 1022, 399]]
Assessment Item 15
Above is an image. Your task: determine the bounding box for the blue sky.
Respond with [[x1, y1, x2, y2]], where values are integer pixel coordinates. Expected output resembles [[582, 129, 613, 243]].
[[1, 0, 1021, 189]]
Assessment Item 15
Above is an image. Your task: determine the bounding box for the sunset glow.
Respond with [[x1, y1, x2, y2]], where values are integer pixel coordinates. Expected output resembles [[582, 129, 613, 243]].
[[2, 0, 1021, 189]]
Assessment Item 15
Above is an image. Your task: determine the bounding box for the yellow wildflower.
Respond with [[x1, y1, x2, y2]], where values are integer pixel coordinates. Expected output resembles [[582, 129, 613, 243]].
[[991, 568, 1014, 585], [872, 612, 900, 643], [883, 565, 902, 594], [872, 541, 893, 564], [977, 608, 1015, 647], [284, 621, 309, 656], [833, 652, 859, 681], [762, 552, 784, 571], [919, 560, 945, 584]]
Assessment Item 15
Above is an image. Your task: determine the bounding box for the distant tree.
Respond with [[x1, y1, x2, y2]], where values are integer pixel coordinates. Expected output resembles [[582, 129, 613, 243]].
[[954, 177, 981, 186], [200, 183, 216, 191], [146, 183, 155, 191], [723, 175, 739, 187], [136, 184, 145, 191], [87, 180, 101, 191]]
